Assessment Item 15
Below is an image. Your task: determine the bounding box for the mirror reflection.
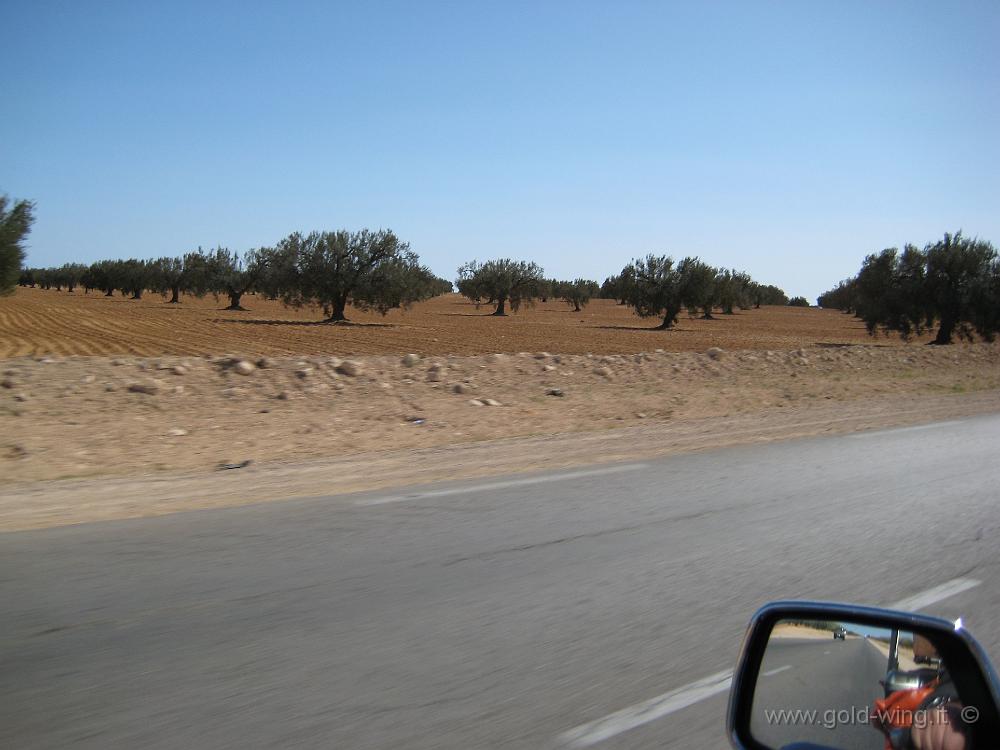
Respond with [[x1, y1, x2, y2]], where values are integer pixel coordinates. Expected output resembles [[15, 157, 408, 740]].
[[751, 618, 971, 750]]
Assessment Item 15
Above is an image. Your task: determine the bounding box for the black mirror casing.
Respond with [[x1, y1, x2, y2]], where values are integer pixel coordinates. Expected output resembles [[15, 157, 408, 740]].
[[727, 600, 1000, 750]]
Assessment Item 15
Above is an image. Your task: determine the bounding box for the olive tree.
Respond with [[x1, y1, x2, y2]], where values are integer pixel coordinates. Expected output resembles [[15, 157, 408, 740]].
[[559, 278, 599, 312], [205, 247, 271, 311], [0, 195, 34, 296], [151, 251, 210, 303], [456, 259, 544, 316], [277, 229, 429, 321], [849, 232, 998, 344]]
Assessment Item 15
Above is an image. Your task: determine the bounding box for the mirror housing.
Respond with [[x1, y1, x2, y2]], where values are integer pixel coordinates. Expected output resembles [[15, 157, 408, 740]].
[[727, 601, 1000, 750]]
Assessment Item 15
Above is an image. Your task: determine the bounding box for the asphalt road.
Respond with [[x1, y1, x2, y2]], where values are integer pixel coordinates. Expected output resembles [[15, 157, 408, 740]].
[[3, 413, 1000, 749], [753, 637, 886, 749]]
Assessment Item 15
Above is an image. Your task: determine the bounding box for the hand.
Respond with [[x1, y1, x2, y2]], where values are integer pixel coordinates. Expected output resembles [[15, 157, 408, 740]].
[[911, 705, 966, 750]]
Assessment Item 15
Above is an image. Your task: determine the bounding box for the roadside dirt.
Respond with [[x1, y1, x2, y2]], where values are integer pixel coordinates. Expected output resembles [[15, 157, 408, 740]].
[[2, 341, 998, 531]]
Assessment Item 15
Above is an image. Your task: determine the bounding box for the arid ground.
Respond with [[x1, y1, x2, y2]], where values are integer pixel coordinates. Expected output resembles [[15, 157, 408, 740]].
[[2, 288, 998, 531], [0, 287, 940, 358]]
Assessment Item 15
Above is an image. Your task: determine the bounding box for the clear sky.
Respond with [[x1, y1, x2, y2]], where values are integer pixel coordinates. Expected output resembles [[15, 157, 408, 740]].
[[3, 0, 998, 302]]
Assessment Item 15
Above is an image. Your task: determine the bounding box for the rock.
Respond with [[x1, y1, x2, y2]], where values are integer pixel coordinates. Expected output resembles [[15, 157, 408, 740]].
[[81, 375, 96, 384], [276, 391, 291, 400], [111, 358, 127, 366], [636, 412, 647, 418], [706, 347, 724, 360], [545, 388, 564, 397], [168, 428, 188, 437], [295, 367, 313, 379], [0, 378, 13, 389], [426, 364, 444, 382], [171, 365, 188, 376], [336, 360, 362, 377], [452, 383, 470, 394], [534, 352, 551, 359], [128, 381, 160, 395], [401, 353, 420, 367], [593, 366, 613, 378], [481, 398, 502, 407], [256, 356, 275, 369], [173, 385, 185, 395], [487, 353, 505, 364], [541, 364, 556, 372], [468, 398, 484, 406], [104, 383, 118, 392], [233, 360, 256, 376], [14, 393, 28, 402]]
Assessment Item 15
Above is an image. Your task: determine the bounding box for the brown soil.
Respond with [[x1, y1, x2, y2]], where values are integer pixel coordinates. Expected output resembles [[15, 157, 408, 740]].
[[0, 287, 936, 358], [2, 340, 998, 531]]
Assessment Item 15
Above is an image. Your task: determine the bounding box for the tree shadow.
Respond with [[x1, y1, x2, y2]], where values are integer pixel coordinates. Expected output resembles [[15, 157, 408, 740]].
[[595, 324, 677, 332], [211, 318, 397, 328]]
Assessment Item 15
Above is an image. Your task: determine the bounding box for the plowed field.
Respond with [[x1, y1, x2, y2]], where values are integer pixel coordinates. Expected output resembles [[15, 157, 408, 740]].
[[0, 287, 930, 357]]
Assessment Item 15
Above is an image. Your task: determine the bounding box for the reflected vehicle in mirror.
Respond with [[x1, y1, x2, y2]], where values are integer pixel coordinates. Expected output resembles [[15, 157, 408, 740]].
[[727, 602, 1000, 750]]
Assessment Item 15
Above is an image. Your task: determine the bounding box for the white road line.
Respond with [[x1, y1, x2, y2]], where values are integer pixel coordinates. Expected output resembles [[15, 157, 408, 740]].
[[889, 577, 981, 612], [354, 464, 647, 506], [555, 576, 983, 747], [847, 420, 963, 439], [556, 669, 734, 749], [762, 665, 791, 677]]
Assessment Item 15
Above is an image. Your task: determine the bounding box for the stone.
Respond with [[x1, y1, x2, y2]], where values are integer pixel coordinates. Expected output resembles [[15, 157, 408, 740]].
[[335, 360, 362, 377], [171, 365, 188, 376], [468, 399, 484, 406], [452, 383, 470, 394], [295, 368, 313, 379], [233, 360, 256, 376], [168, 428, 188, 437], [541, 364, 556, 372], [128, 381, 160, 395], [401, 353, 420, 367], [593, 366, 613, 378], [173, 385, 185, 395], [14, 393, 28, 402], [545, 388, 564, 397], [481, 398, 502, 407], [0, 378, 13, 389], [426, 364, 444, 382], [276, 391, 291, 400], [256, 356, 275, 369], [534, 352, 551, 359], [706, 347, 724, 360], [81, 375, 96, 384], [104, 383, 118, 392]]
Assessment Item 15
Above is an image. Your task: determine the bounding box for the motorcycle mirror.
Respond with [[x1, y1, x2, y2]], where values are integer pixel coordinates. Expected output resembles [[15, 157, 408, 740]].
[[727, 601, 1000, 750]]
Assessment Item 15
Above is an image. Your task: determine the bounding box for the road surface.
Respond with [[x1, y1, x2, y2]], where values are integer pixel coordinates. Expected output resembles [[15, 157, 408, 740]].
[[3, 413, 1000, 748]]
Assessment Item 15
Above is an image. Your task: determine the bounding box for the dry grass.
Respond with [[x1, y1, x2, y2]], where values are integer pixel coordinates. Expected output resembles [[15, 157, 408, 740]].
[[0, 287, 931, 358]]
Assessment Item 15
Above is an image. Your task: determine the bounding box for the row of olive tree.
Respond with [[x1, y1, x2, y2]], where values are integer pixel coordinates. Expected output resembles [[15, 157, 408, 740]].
[[817, 232, 999, 344], [454, 256, 788, 326], [18, 230, 454, 322], [600, 267, 788, 311]]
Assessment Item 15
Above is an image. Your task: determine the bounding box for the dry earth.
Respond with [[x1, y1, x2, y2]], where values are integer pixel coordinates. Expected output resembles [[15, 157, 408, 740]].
[[2, 339, 999, 531], [0, 287, 939, 358]]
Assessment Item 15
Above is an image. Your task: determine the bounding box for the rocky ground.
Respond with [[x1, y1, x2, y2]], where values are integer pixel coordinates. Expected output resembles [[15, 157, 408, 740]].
[[2, 342, 999, 529]]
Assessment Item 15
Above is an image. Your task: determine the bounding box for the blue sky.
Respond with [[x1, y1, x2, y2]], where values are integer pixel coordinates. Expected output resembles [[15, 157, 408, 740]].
[[3, 1, 998, 302]]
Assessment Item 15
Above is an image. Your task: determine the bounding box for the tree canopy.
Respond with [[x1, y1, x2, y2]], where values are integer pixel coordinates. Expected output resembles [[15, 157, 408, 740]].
[[0, 195, 34, 296], [456, 259, 545, 316]]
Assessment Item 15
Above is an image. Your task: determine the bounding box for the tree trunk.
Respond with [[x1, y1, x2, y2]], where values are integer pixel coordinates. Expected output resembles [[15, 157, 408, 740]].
[[325, 297, 348, 322], [657, 307, 678, 329], [932, 316, 955, 345], [573, 302, 582, 312], [169, 285, 180, 304], [493, 297, 507, 316], [701, 307, 714, 320], [105, 288, 114, 297], [226, 291, 246, 311], [131, 289, 143, 300]]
